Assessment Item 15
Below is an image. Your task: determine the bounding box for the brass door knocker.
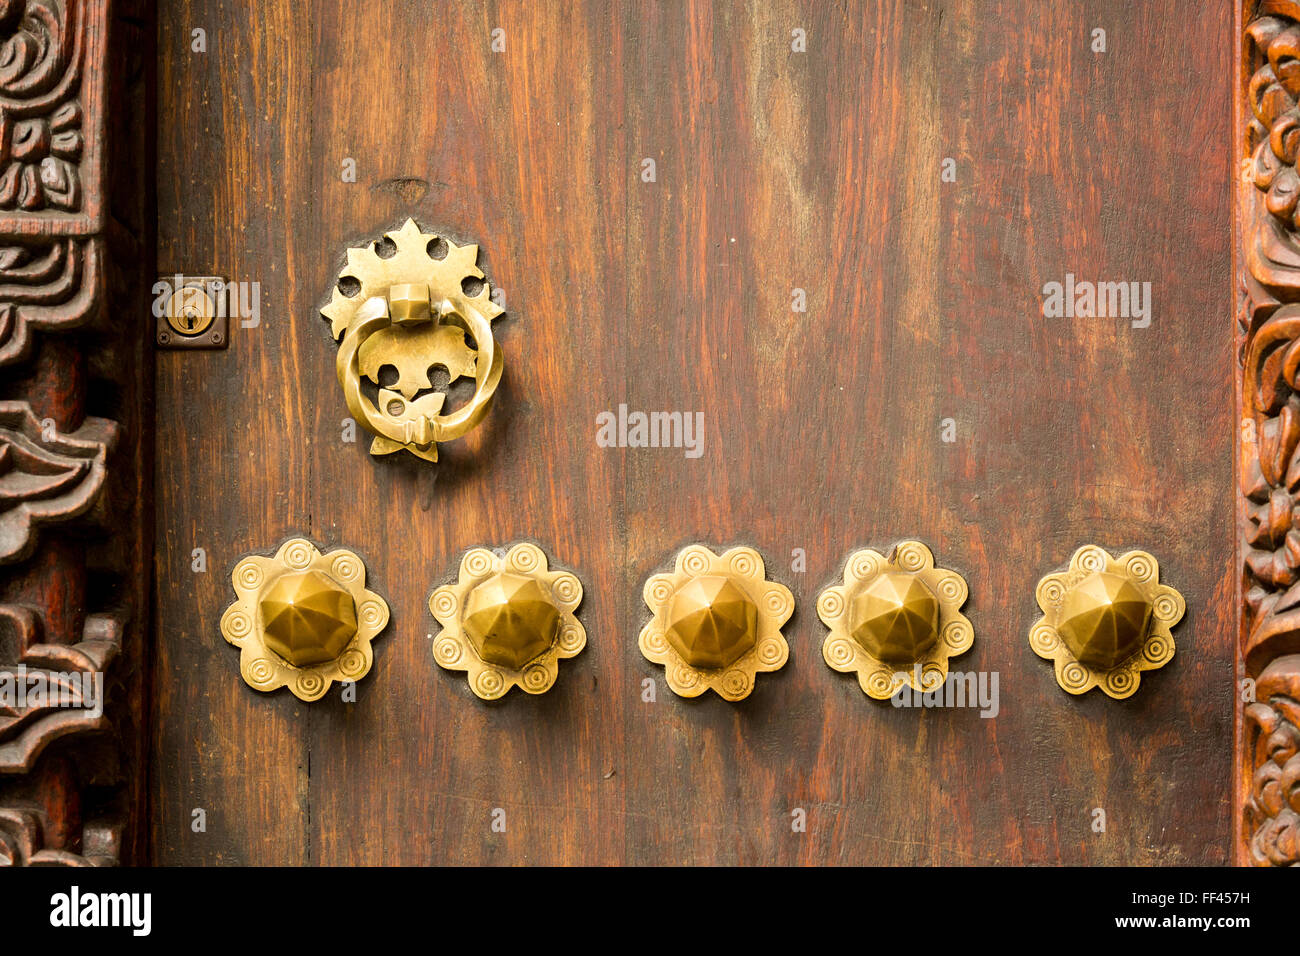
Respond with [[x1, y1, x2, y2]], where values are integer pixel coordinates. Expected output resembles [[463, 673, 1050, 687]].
[[321, 219, 505, 461]]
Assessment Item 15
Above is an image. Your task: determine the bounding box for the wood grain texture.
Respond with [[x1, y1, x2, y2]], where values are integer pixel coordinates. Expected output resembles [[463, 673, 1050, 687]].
[[153, 0, 1234, 864]]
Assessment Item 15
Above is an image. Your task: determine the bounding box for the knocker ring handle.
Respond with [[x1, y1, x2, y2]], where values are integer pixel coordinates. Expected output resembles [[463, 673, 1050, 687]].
[[335, 292, 503, 449]]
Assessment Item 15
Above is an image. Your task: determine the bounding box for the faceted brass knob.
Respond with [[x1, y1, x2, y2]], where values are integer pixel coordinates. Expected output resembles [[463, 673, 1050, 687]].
[[430, 543, 585, 700], [819, 541, 972, 699], [220, 538, 389, 702], [387, 282, 432, 325], [259, 570, 359, 667], [1030, 546, 1185, 698], [1055, 572, 1152, 670], [640, 545, 792, 701], [664, 575, 758, 669], [849, 571, 940, 664], [462, 573, 562, 670]]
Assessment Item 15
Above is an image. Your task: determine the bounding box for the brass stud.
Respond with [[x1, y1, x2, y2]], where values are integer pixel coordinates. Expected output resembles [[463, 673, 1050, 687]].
[[220, 538, 389, 702], [1029, 545, 1185, 698], [818, 541, 973, 699], [430, 543, 585, 699], [639, 544, 792, 701], [462, 573, 562, 670], [665, 575, 758, 669], [850, 571, 941, 663], [259, 570, 359, 667]]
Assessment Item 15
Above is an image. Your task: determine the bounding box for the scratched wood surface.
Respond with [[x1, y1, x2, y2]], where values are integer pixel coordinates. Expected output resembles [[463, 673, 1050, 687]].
[[152, 0, 1235, 864]]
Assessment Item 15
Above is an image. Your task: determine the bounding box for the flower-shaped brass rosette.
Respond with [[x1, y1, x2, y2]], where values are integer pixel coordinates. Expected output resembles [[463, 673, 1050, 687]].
[[429, 543, 585, 700], [639, 544, 793, 701], [220, 538, 390, 702], [1029, 545, 1185, 699], [818, 540, 973, 699]]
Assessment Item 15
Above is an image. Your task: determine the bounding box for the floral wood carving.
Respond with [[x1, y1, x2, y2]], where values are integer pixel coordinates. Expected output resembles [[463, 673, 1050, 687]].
[[1244, 655, 1300, 865], [0, 400, 115, 563], [0, 752, 117, 865], [0, 0, 103, 363], [1239, 0, 1300, 865], [0, 808, 107, 865], [0, 607, 120, 772], [0, 0, 95, 221], [0, 238, 101, 365], [0, 0, 141, 868]]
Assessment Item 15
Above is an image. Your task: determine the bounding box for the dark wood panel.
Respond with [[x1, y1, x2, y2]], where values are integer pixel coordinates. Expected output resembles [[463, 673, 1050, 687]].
[[153, 0, 1234, 864], [0, 0, 154, 868]]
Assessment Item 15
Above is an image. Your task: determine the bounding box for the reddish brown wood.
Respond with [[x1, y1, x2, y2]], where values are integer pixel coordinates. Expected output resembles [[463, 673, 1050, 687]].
[[1236, 0, 1300, 867], [152, 0, 1235, 865], [0, 0, 154, 867]]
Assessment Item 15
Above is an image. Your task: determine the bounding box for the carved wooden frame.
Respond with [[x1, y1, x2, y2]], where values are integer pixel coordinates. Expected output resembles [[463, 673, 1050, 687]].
[[1238, 0, 1300, 867], [0, 0, 153, 866]]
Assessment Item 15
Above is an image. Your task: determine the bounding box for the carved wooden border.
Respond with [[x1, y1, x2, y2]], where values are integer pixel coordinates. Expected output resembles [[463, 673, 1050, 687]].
[[0, 0, 152, 866], [1238, 0, 1300, 867]]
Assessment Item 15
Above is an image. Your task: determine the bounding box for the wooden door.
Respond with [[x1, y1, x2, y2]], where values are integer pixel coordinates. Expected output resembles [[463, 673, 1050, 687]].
[[6, 0, 1276, 869], [144, 0, 1236, 866]]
